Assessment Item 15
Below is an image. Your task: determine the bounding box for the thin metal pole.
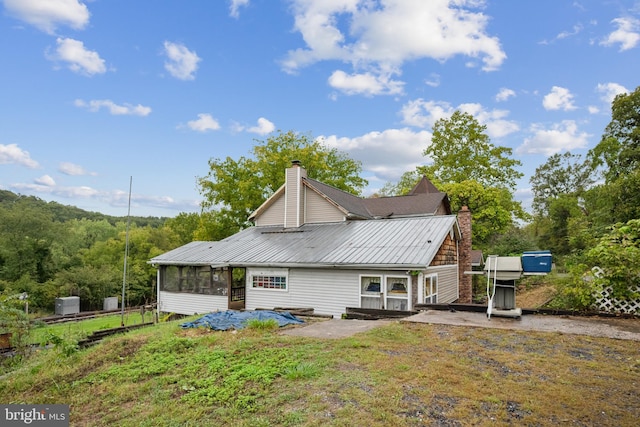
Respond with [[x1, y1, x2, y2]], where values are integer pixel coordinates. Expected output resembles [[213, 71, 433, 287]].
[[121, 176, 132, 327]]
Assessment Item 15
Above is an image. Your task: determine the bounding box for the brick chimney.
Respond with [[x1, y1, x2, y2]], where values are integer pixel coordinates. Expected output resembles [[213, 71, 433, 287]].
[[284, 160, 306, 228], [457, 206, 473, 303]]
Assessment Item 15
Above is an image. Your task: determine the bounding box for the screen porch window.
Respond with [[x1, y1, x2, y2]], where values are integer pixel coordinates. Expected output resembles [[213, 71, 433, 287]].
[[424, 274, 438, 304], [160, 265, 227, 296]]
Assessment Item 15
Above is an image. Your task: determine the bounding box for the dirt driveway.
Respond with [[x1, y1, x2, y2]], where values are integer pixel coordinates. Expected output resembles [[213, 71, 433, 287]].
[[281, 311, 640, 341]]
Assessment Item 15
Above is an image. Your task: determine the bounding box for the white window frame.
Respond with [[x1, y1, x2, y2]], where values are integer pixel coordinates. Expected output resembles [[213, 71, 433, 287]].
[[359, 274, 412, 311], [424, 273, 438, 304], [248, 268, 289, 292], [385, 275, 410, 311]]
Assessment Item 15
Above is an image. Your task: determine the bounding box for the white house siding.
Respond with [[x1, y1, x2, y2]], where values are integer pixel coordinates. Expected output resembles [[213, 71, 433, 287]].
[[254, 195, 285, 227], [159, 291, 228, 315], [304, 190, 345, 223], [245, 268, 412, 318], [425, 265, 458, 303]]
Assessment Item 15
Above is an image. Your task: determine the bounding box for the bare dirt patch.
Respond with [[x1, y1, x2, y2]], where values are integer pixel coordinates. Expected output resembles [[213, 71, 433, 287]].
[[516, 283, 557, 308]]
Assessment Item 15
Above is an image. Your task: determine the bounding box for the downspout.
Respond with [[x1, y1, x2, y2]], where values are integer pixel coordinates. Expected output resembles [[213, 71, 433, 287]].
[[456, 239, 460, 301], [156, 267, 161, 316]]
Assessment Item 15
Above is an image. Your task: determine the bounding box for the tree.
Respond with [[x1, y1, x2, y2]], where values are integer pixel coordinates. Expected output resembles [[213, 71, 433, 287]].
[[164, 212, 201, 245], [421, 111, 523, 189], [0, 201, 63, 282], [487, 225, 538, 257], [589, 86, 640, 182], [529, 152, 595, 215], [377, 170, 421, 197], [443, 180, 528, 248], [197, 130, 367, 238]]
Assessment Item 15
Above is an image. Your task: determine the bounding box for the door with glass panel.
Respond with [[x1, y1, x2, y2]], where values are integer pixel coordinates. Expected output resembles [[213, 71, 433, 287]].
[[424, 274, 438, 304]]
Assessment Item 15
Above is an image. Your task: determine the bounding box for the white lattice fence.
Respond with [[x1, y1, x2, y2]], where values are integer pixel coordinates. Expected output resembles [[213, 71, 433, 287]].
[[593, 286, 640, 314]]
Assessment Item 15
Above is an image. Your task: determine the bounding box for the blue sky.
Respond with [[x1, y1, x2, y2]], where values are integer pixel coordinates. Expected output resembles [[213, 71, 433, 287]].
[[1, 0, 638, 218]]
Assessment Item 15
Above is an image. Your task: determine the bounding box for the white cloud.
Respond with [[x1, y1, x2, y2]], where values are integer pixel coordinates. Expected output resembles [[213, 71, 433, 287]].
[[542, 86, 577, 111], [186, 113, 220, 132], [229, 0, 250, 18], [35, 175, 56, 186], [400, 99, 453, 129], [0, 143, 39, 168], [163, 41, 201, 80], [424, 73, 440, 88], [247, 117, 275, 135], [321, 128, 431, 183], [74, 99, 152, 116], [3, 0, 90, 34], [596, 82, 629, 105], [458, 103, 520, 138], [47, 37, 106, 76], [282, 0, 505, 96], [517, 120, 591, 155], [399, 99, 519, 138], [59, 162, 96, 176], [556, 24, 583, 40], [328, 69, 404, 96], [495, 87, 515, 102], [588, 105, 600, 114], [600, 17, 640, 51], [11, 182, 100, 199]]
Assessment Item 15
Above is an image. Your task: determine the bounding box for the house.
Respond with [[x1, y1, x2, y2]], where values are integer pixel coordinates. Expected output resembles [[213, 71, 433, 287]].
[[149, 161, 473, 318]]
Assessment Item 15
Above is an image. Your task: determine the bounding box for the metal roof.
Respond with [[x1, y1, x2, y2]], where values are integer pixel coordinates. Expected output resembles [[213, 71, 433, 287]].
[[149, 215, 459, 269]]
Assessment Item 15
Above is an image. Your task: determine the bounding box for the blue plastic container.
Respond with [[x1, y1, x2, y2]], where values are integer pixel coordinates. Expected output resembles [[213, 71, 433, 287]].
[[522, 251, 552, 273]]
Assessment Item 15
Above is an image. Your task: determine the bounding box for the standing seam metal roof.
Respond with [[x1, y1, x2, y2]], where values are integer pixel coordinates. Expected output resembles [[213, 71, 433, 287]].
[[149, 215, 459, 269]]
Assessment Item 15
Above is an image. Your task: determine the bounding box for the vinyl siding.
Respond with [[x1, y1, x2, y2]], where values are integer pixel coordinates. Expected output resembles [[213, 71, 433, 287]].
[[304, 189, 346, 223], [425, 265, 458, 303], [254, 195, 285, 226], [158, 291, 228, 315], [245, 268, 413, 318], [285, 166, 305, 228]]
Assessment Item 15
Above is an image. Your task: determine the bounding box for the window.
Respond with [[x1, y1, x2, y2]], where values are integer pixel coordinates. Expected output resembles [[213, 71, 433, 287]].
[[360, 275, 383, 309], [424, 274, 438, 304], [252, 275, 287, 290], [249, 269, 288, 291], [386, 276, 409, 311], [160, 266, 227, 296]]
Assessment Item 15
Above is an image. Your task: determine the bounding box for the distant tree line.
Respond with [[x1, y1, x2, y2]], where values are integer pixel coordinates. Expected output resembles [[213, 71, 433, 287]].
[[0, 193, 191, 313]]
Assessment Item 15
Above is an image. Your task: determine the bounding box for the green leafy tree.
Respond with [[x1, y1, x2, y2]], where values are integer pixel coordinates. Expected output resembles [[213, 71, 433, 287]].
[[0, 201, 63, 282], [164, 212, 201, 245], [589, 85, 640, 182], [529, 152, 594, 215], [76, 225, 179, 309], [421, 111, 523, 189], [528, 152, 598, 255], [380, 113, 527, 247], [377, 170, 421, 197], [443, 180, 527, 248], [197, 130, 367, 238], [487, 225, 538, 257], [556, 219, 640, 311]]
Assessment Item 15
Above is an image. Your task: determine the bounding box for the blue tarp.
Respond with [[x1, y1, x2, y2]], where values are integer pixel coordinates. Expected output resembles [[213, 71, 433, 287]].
[[179, 310, 304, 331]]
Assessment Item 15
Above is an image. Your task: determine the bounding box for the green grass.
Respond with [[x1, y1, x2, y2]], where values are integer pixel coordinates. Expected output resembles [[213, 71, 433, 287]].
[[29, 312, 154, 345], [1, 318, 638, 426]]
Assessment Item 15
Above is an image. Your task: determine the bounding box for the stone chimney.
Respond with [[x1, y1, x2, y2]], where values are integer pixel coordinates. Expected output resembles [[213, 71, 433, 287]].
[[284, 160, 306, 228], [457, 206, 473, 303]]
